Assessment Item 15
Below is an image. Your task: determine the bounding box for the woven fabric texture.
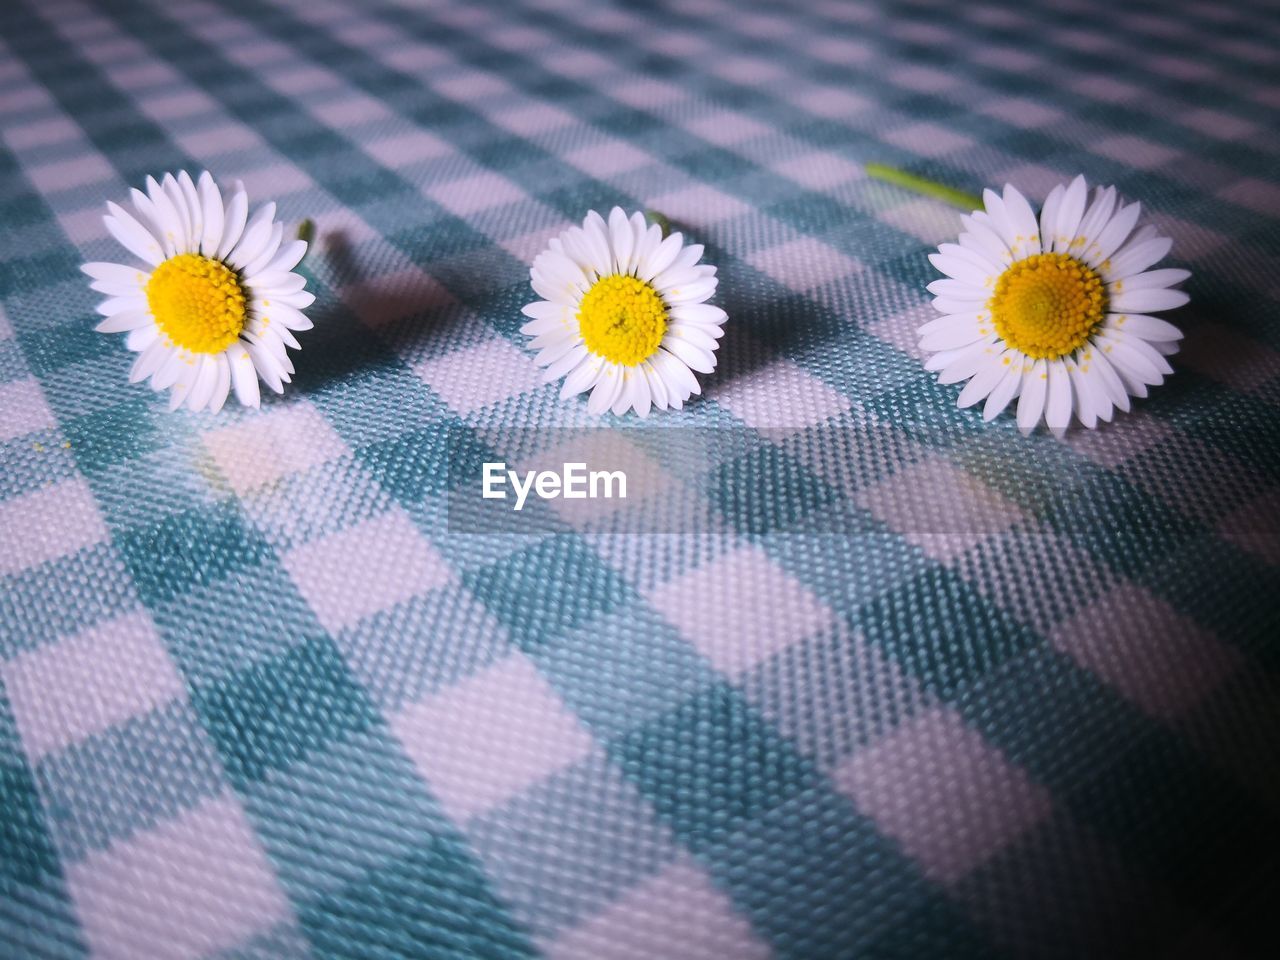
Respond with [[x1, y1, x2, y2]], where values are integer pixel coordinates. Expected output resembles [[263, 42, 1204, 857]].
[[2, 0, 1279, 957]]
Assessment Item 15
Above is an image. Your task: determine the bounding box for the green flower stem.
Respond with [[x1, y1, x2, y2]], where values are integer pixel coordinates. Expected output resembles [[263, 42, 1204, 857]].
[[296, 217, 316, 248], [644, 210, 672, 238], [865, 163, 982, 211]]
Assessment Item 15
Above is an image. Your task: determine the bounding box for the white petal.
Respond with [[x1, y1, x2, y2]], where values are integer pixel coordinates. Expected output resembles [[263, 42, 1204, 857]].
[[983, 359, 1024, 421], [162, 174, 194, 253], [928, 252, 994, 288], [81, 261, 148, 285], [95, 295, 147, 317], [608, 207, 634, 275], [1038, 184, 1064, 247], [216, 181, 249, 260], [198, 171, 224, 256], [1045, 360, 1072, 435], [920, 316, 985, 352], [958, 216, 1014, 268], [1112, 268, 1190, 292], [958, 351, 1014, 408], [587, 365, 623, 415], [242, 222, 284, 278], [130, 187, 175, 259], [178, 171, 203, 254], [652, 348, 700, 402], [228, 202, 277, 270], [926, 277, 988, 301], [95, 310, 152, 333], [581, 211, 613, 277], [639, 232, 684, 282], [247, 271, 306, 296], [228, 345, 259, 408], [267, 290, 315, 310], [668, 324, 720, 353], [126, 324, 159, 352], [1076, 186, 1117, 254], [260, 239, 307, 277], [634, 221, 663, 279], [1104, 235, 1172, 281], [611, 371, 636, 416], [130, 338, 169, 382], [253, 301, 313, 332], [981, 188, 1018, 250], [561, 355, 604, 398], [105, 202, 164, 266], [247, 341, 286, 394], [1052, 174, 1088, 253], [663, 276, 717, 305], [1086, 346, 1130, 414], [1017, 359, 1048, 433], [1109, 287, 1189, 313], [938, 339, 999, 384], [669, 303, 726, 327], [209, 354, 232, 414], [151, 346, 190, 391], [1002, 184, 1041, 256], [1104, 313, 1183, 341], [1084, 201, 1141, 268], [1066, 358, 1098, 430], [937, 241, 1003, 277], [186, 355, 218, 412], [662, 337, 716, 374], [542, 343, 589, 382], [643, 360, 668, 411]]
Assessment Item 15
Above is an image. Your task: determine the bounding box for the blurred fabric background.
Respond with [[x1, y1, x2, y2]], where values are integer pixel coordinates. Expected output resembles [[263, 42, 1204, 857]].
[[1, 0, 1278, 957]]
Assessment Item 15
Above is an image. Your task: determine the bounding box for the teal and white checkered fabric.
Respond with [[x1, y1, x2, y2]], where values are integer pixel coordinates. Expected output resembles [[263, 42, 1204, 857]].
[[2, 0, 1279, 956]]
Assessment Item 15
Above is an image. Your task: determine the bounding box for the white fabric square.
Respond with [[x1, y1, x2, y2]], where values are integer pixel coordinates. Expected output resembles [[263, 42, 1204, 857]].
[[284, 509, 454, 632], [550, 858, 769, 960], [1, 610, 182, 760], [748, 236, 863, 292], [647, 545, 836, 677], [428, 171, 528, 215], [710, 355, 850, 435], [832, 707, 1051, 883], [202, 402, 348, 496], [67, 795, 290, 960], [413, 336, 543, 414], [0, 377, 57, 443], [0, 479, 107, 576], [391, 653, 596, 823]]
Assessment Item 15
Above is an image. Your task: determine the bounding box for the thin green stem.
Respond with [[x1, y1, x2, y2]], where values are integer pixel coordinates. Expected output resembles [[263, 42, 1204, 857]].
[[865, 163, 982, 211]]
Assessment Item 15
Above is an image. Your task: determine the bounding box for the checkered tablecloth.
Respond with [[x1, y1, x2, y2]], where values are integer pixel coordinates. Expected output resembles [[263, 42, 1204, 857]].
[[2, 0, 1279, 957]]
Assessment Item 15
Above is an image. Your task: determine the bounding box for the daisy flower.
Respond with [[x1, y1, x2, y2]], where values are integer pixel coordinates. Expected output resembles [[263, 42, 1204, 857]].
[[83, 171, 314, 413], [521, 207, 726, 417], [920, 174, 1189, 435]]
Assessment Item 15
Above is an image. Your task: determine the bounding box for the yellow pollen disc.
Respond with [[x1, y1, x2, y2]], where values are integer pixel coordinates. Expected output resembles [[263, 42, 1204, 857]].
[[577, 274, 667, 366], [988, 252, 1107, 359], [146, 253, 247, 354]]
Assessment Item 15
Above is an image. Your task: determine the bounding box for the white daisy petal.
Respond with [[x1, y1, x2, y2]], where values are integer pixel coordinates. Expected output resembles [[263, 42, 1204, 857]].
[[1109, 286, 1190, 313], [185, 355, 217, 412], [95, 295, 147, 317], [1113, 268, 1190, 292], [1066, 358, 1098, 430], [208, 355, 232, 414], [105, 202, 165, 266], [668, 324, 720, 353], [150, 347, 189, 391], [198, 172, 224, 256], [162, 174, 194, 253], [958, 350, 1014, 408], [1044, 360, 1072, 435], [95, 310, 152, 333], [929, 252, 994, 288], [1076, 186, 1116, 253], [1105, 235, 1172, 282], [1052, 174, 1088, 253], [920, 316, 986, 353], [260, 239, 308, 277], [1037, 183, 1064, 247], [1088, 347, 1130, 415], [178, 171, 203, 254], [129, 337, 168, 382], [126, 324, 159, 352], [227, 202, 277, 270], [561, 355, 605, 398], [662, 337, 716, 375], [653, 347, 700, 401], [1002, 184, 1041, 256], [242, 222, 284, 278], [640, 232, 684, 282], [216, 180, 249, 260], [983, 359, 1024, 421], [643, 360, 669, 411], [587, 367, 623, 416], [227, 346, 259, 408], [1017, 360, 1048, 434], [1104, 313, 1183, 341], [670, 303, 727, 327], [1085, 201, 1141, 268]]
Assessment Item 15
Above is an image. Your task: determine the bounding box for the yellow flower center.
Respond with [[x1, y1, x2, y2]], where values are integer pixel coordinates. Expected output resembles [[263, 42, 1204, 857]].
[[577, 274, 667, 365], [988, 252, 1106, 359], [146, 253, 246, 354]]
